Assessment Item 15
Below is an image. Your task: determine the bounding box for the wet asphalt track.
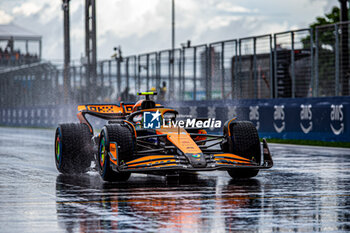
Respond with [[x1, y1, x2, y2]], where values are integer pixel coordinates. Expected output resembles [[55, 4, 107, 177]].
[[0, 127, 350, 232]]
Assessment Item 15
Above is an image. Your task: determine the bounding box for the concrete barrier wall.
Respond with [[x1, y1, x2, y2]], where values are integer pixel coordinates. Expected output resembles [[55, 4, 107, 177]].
[[1, 97, 349, 142]]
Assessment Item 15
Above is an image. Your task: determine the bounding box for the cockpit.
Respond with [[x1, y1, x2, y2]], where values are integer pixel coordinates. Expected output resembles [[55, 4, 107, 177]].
[[128, 110, 178, 129]]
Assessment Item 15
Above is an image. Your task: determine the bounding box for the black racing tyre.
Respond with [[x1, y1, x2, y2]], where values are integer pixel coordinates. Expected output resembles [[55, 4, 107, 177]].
[[97, 124, 134, 182], [55, 123, 93, 174], [227, 169, 259, 179], [224, 121, 261, 179]]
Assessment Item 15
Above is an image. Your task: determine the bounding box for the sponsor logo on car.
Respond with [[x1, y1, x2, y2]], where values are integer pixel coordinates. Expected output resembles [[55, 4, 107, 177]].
[[143, 110, 222, 129], [163, 118, 221, 128], [144, 110, 161, 129]]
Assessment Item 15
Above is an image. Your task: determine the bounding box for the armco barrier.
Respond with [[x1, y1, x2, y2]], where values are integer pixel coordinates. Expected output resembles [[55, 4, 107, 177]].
[[0, 97, 349, 142]]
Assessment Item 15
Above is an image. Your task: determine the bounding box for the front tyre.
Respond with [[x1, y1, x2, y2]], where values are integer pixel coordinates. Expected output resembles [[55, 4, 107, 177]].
[[224, 121, 261, 179], [55, 123, 93, 174], [97, 124, 133, 182], [227, 169, 259, 179]]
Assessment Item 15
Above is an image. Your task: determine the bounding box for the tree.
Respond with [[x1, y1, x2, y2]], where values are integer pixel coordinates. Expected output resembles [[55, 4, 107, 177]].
[[301, 6, 350, 97], [311, 6, 340, 27], [302, 7, 340, 48]]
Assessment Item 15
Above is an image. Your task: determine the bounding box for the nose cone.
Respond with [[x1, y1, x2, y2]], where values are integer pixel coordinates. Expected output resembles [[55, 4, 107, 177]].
[[185, 153, 207, 168]]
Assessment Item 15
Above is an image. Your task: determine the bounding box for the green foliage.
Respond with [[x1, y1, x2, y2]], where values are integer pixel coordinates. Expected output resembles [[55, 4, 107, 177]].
[[300, 6, 340, 96], [310, 6, 340, 28], [302, 6, 340, 48]]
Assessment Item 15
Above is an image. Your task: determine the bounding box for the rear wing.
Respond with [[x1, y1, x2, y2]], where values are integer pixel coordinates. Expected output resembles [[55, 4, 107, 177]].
[[78, 102, 135, 116], [77, 101, 164, 134], [77, 103, 135, 134]]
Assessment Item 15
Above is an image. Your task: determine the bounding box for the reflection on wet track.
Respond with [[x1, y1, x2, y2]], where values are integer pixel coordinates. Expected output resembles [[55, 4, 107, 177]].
[[0, 127, 350, 232]]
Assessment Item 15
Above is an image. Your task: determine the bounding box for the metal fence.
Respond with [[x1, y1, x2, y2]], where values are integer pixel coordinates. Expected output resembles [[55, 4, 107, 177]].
[[1, 22, 350, 108]]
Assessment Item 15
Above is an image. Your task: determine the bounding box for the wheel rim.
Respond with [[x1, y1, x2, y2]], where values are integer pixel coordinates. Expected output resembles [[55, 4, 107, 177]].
[[55, 130, 62, 163], [99, 136, 106, 168]]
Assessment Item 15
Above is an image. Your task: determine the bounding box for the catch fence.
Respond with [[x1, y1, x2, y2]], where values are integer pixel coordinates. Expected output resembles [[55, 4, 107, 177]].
[[1, 22, 350, 107]]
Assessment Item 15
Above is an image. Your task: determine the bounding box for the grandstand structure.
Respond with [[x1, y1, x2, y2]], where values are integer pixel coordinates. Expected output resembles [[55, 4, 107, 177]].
[[0, 23, 42, 69], [0, 23, 58, 108]]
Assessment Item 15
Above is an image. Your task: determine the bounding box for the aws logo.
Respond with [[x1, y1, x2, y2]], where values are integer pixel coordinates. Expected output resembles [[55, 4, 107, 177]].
[[227, 106, 237, 120], [330, 105, 344, 135], [300, 104, 312, 134], [249, 106, 260, 130], [273, 105, 285, 133]]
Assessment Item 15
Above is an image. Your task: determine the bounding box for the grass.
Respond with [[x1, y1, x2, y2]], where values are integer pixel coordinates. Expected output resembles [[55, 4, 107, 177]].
[[264, 138, 350, 148]]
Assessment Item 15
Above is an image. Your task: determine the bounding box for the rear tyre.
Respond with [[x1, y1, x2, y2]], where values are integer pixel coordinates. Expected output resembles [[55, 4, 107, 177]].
[[224, 121, 261, 179], [55, 123, 93, 174], [97, 124, 133, 182]]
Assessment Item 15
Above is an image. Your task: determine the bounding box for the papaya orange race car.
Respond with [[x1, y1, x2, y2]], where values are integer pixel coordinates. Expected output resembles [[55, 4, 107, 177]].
[[54, 92, 273, 181]]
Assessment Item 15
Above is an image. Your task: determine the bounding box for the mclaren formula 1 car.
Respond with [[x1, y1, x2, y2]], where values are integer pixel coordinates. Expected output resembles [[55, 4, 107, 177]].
[[54, 92, 273, 181]]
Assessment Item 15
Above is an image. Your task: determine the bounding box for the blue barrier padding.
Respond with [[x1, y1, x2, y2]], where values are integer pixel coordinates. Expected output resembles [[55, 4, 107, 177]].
[[0, 97, 349, 142], [162, 97, 350, 142]]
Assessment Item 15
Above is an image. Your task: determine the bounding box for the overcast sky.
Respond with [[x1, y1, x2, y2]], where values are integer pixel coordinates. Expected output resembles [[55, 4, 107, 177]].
[[0, 0, 337, 63]]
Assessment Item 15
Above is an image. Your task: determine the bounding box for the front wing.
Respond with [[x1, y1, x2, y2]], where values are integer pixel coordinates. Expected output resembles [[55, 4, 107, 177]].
[[109, 139, 273, 173]]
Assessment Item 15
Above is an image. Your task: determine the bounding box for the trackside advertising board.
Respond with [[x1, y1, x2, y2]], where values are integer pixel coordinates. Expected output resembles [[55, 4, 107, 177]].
[[162, 97, 350, 142], [0, 97, 349, 142]]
